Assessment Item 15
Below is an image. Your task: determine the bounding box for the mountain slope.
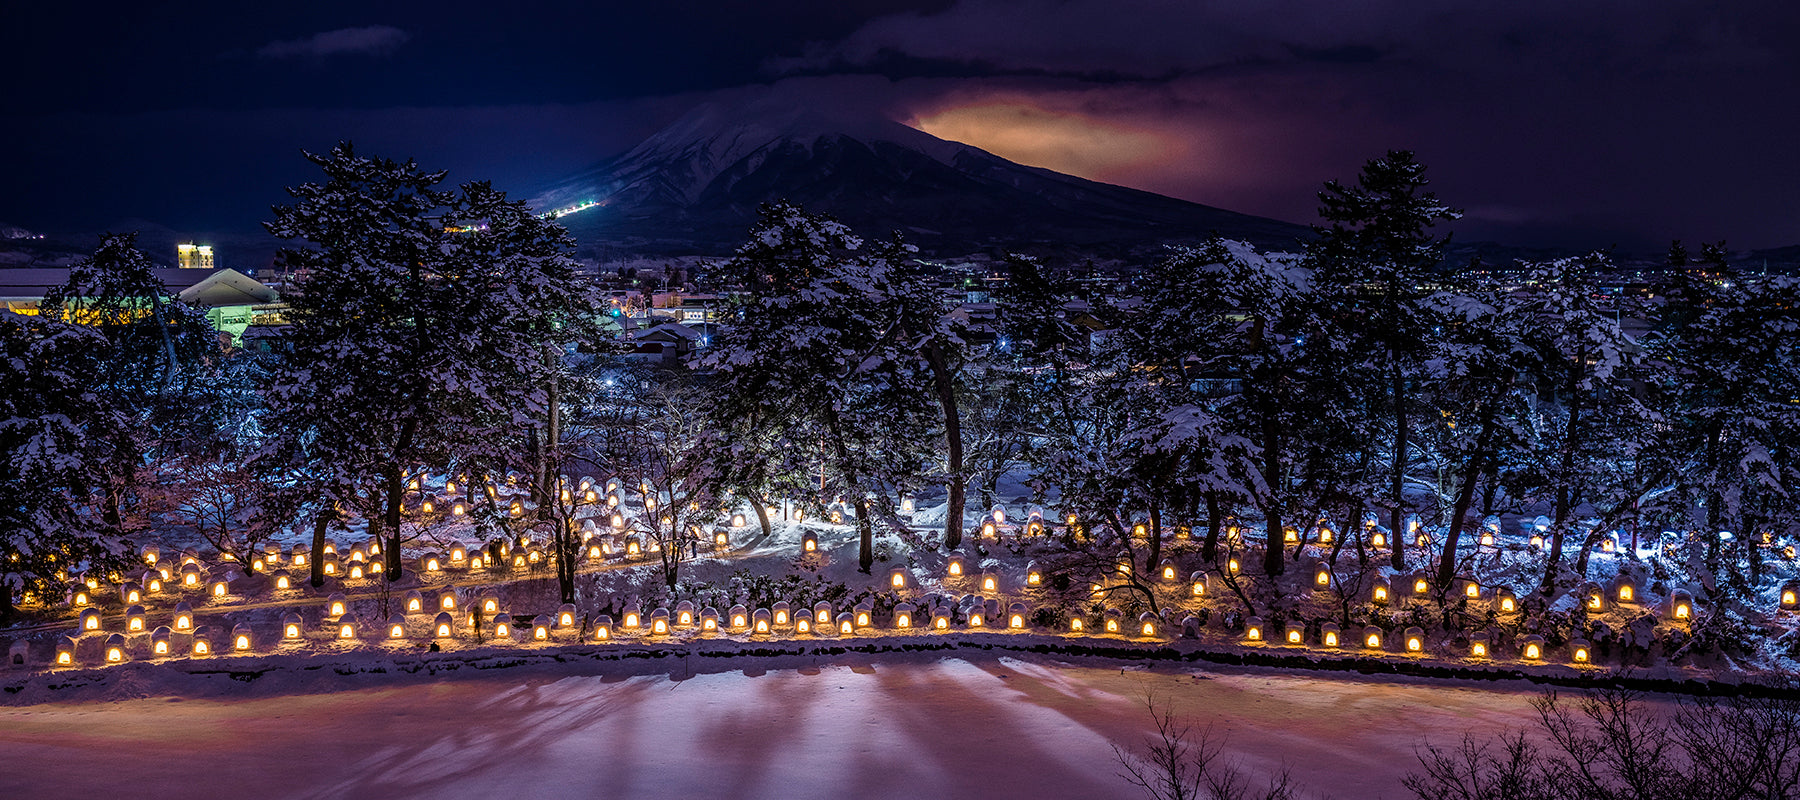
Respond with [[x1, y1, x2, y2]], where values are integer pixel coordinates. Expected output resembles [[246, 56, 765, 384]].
[[534, 102, 1310, 258]]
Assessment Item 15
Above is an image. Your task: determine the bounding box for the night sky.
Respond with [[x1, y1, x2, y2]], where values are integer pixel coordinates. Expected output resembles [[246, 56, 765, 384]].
[[5, 1, 1797, 252]]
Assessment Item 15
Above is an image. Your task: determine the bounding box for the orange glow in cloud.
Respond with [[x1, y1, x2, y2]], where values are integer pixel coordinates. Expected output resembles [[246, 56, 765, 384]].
[[911, 101, 1186, 188]]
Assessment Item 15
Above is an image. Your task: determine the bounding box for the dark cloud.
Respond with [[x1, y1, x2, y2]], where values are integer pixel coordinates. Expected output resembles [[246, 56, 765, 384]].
[[256, 25, 411, 60]]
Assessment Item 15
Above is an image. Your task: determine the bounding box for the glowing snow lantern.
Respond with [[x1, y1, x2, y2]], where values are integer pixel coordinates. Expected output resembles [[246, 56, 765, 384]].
[[335, 618, 358, 640], [326, 593, 349, 619], [1314, 567, 1331, 588], [1529, 533, 1544, 549], [348, 562, 368, 580], [728, 605, 749, 630], [1463, 581, 1481, 600], [232, 623, 253, 652], [283, 613, 303, 640], [1371, 531, 1387, 548], [172, 602, 194, 632], [1570, 638, 1592, 664], [1480, 530, 1495, 547], [1670, 590, 1694, 621], [1780, 580, 1800, 610], [889, 567, 909, 589], [1411, 575, 1429, 596], [1245, 616, 1264, 642], [932, 608, 952, 630], [125, 604, 146, 633], [403, 590, 424, 614], [593, 615, 614, 641], [273, 571, 292, 591], [624, 536, 641, 556], [1321, 622, 1341, 648], [1497, 588, 1518, 614], [1284, 527, 1299, 544], [180, 563, 202, 587], [855, 601, 873, 629], [946, 552, 966, 577], [1521, 635, 1545, 660], [622, 606, 641, 630], [1286, 627, 1303, 645], [772, 602, 791, 627], [587, 542, 605, 560], [104, 633, 126, 663], [428, 612, 452, 639], [752, 608, 772, 634], [801, 532, 818, 553], [54, 636, 76, 666], [1613, 577, 1638, 604], [533, 617, 553, 641], [981, 521, 997, 539], [191, 627, 214, 655], [966, 603, 985, 628], [437, 591, 458, 613], [1190, 571, 1207, 597], [1026, 562, 1043, 587], [71, 586, 91, 607], [1469, 632, 1490, 659], [836, 611, 856, 635], [980, 571, 999, 593], [1103, 609, 1121, 634], [1138, 613, 1160, 638], [290, 544, 309, 567], [389, 614, 408, 640], [1404, 626, 1425, 653], [1227, 557, 1240, 575], [321, 557, 339, 577], [1582, 583, 1605, 612], [713, 529, 729, 548], [79, 607, 102, 632], [700, 607, 719, 632], [1070, 616, 1085, 633], [142, 545, 160, 565], [491, 613, 514, 641], [121, 582, 141, 604], [795, 613, 813, 634], [1363, 626, 1384, 650], [1159, 559, 1178, 582], [423, 554, 442, 573], [894, 603, 915, 629], [1371, 578, 1391, 604], [559, 603, 580, 629], [150, 626, 171, 656]]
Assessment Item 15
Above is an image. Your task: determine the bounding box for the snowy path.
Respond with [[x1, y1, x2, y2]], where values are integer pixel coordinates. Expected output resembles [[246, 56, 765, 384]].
[[0, 655, 1583, 799]]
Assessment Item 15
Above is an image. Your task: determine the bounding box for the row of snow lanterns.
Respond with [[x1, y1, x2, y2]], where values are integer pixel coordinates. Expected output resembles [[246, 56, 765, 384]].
[[1235, 618, 1603, 664]]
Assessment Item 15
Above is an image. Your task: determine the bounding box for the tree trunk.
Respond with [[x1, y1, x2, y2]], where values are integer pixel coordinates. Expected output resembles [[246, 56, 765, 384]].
[[750, 492, 772, 540], [1437, 389, 1503, 588], [854, 497, 874, 574], [309, 504, 334, 588], [384, 419, 419, 581], [925, 339, 965, 551], [1201, 492, 1222, 562], [0, 582, 13, 624], [1389, 352, 1410, 571], [1542, 349, 1583, 595], [1147, 504, 1163, 572]]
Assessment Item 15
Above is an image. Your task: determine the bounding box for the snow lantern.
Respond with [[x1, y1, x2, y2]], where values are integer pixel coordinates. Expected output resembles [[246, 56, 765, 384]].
[[263, 541, 282, 564], [772, 601, 791, 627], [801, 531, 819, 553], [79, 607, 101, 633], [1521, 634, 1545, 660], [191, 626, 215, 656], [1370, 530, 1388, 549], [422, 553, 442, 573], [141, 570, 163, 595], [728, 605, 749, 630], [432, 612, 455, 639], [648, 609, 670, 636], [1244, 616, 1265, 642], [1669, 590, 1694, 621], [326, 593, 348, 619], [1409, 572, 1430, 597], [1226, 556, 1241, 576], [348, 546, 366, 565], [1569, 638, 1593, 664], [558, 603, 580, 629], [1159, 559, 1178, 582], [1313, 566, 1331, 589], [1320, 622, 1342, 648], [438, 590, 459, 613], [1069, 615, 1086, 633], [172, 602, 194, 632], [888, 567, 910, 590], [965, 601, 984, 628], [1189, 571, 1207, 597], [592, 615, 614, 641], [620, 605, 641, 631], [624, 535, 640, 556], [751, 608, 772, 635], [1469, 631, 1491, 659], [946, 552, 966, 577], [1496, 588, 1518, 614], [282, 613, 303, 641], [1138, 612, 1160, 638], [1362, 626, 1384, 651], [120, 582, 141, 605], [1612, 576, 1638, 604], [271, 570, 293, 591], [531, 616, 553, 642], [894, 603, 916, 629], [1371, 576, 1392, 605], [854, 600, 874, 629], [388, 614, 409, 640], [713, 529, 729, 549], [1404, 626, 1425, 653], [980, 570, 999, 593], [210, 577, 233, 599], [321, 556, 340, 578], [335, 617, 359, 640], [700, 607, 719, 632], [104, 633, 126, 664], [1025, 562, 1043, 587], [1103, 609, 1122, 634], [794, 611, 814, 634], [404, 590, 425, 614], [180, 562, 203, 587], [1780, 580, 1799, 610], [480, 594, 502, 617], [69, 584, 91, 608], [980, 520, 997, 539], [1285, 625, 1303, 645], [232, 623, 253, 652], [54, 636, 76, 666], [448, 544, 467, 565], [141, 545, 160, 566], [931, 607, 952, 630], [290, 544, 309, 567], [150, 626, 171, 656], [490, 613, 515, 642], [122, 604, 148, 633]]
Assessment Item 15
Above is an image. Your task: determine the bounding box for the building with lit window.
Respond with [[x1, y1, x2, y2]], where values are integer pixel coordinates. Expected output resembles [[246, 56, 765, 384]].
[[176, 243, 215, 270]]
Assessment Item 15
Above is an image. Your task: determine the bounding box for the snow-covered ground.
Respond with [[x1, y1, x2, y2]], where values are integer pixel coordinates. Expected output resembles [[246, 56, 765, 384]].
[[0, 652, 1632, 800]]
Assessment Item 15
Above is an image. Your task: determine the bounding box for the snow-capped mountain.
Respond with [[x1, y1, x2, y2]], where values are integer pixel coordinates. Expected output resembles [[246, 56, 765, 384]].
[[533, 101, 1310, 258]]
